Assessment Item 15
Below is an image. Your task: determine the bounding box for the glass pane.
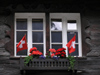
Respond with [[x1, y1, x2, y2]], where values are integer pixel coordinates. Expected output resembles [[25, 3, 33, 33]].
[[68, 44, 78, 56], [67, 32, 78, 43], [32, 19, 43, 30], [33, 44, 43, 53], [16, 19, 27, 30], [67, 20, 77, 30], [51, 19, 62, 30], [52, 44, 62, 50], [32, 32, 43, 43], [17, 49, 27, 55], [17, 31, 27, 42], [16, 44, 27, 55], [51, 32, 62, 43]]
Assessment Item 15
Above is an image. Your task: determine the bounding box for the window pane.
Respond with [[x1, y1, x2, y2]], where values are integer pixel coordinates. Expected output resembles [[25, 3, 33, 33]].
[[51, 32, 62, 43], [17, 31, 27, 42], [68, 44, 78, 56], [33, 44, 43, 53], [67, 20, 77, 30], [67, 32, 78, 43], [16, 19, 27, 30], [51, 19, 62, 30], [16, 44, 27, 55], [32, 19, 43, 30], [52, 44, 62, 50], [17, 49, 27, 55], [32, 32, 43, 43]]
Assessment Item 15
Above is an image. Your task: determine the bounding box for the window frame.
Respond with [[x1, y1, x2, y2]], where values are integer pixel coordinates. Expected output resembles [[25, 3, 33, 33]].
[[50, 13, 82, 57], [14, 13, 46, 57]]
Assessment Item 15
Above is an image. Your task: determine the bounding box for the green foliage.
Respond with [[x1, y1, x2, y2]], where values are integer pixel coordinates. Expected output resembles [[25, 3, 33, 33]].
[[46, 51, 51, 58], [24, 55, 33, 66], [67, 55, 76, 72]]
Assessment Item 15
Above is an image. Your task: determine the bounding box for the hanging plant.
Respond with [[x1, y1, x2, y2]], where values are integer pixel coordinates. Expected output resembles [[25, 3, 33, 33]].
[[24, 55, 33, 66], [67, 55, 76, 72]]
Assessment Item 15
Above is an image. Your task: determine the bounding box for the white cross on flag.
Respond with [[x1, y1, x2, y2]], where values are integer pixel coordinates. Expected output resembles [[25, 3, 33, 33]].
[[17, 34, 28, 53], [66, 35, 76, 54]]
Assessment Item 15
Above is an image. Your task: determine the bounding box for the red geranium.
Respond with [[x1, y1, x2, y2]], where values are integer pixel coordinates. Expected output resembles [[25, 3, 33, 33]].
[[29, 54, 32, 56], [29, 47, 37, 53], [61, 54, 65, 57], [55, 52, 61, 55], [49, 49, 56, 53], [49, 48, 56, 58], [51, 53, 55, 58], [56, 48, 66, 52], [32, 51, 38, 55], [55, 47, 66, 58], [32, 50, 43, 55], [61, 51, 66, 55], [29, 47, 43, 56]]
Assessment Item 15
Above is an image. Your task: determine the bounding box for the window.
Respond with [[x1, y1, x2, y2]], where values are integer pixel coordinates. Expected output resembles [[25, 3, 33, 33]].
[[14, 13, 46, 57], [14, 13, 82, 57], [50, 13, 82, 57]]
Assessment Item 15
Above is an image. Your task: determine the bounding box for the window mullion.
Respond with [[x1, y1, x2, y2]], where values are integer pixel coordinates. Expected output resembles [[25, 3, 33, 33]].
[[28, 17, 32, 55], [14, 17, 17, 56], [62, 18, 68, 57], [43, 17, 46, 57], [77, 17, 82, 57]]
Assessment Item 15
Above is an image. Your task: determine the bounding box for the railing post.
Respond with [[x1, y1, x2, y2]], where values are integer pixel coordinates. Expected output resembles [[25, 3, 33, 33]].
[[75, 57, 78, 70], [20, 57, 25, 74], [20, 57, 24, 70]]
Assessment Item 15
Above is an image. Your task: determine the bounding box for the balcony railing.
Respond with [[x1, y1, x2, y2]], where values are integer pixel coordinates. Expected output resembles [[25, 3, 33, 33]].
[[20, 57, 78, 74]]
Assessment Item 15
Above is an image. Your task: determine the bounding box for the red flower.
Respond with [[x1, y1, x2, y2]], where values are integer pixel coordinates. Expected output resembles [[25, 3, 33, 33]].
[[49, 49, 56, 53], [29, 48, 33, 53], [29, 47, 37, 53], [29, 54, 32, 56], [32, 47, 37, 51], [32, 50, 43, 55], [55, 52, 61, 55], [51, 53, 55, 58], [56, 48, 66, 52], [32, 51, 38, 55], [61, 51, 66, 54], [61, 54, 65, 57], [38, 51, 43, 55]]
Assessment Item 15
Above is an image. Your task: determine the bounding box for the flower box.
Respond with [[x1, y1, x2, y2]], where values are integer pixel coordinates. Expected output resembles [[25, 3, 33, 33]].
[[20, 57, 78, 74]]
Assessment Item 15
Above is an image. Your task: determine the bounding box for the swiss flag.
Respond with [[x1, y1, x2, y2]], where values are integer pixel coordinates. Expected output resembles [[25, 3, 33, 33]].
[[17, 34, 28, 53], [66, 35, 76, 54]]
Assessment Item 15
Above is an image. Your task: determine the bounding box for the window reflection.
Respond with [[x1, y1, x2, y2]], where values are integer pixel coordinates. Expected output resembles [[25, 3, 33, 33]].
[[51, 19, 62, 30], [67, 20, 77, 30]]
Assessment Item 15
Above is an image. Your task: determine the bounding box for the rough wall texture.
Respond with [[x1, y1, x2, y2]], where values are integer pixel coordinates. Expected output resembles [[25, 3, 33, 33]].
[[81, 11, 100, 56], [0, 0, 100, 75]]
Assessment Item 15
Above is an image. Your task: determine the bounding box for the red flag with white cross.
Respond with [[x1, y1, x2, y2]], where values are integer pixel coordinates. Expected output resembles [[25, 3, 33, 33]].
[[66, 35, 76, 54], [16, 34, 28, 53]]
